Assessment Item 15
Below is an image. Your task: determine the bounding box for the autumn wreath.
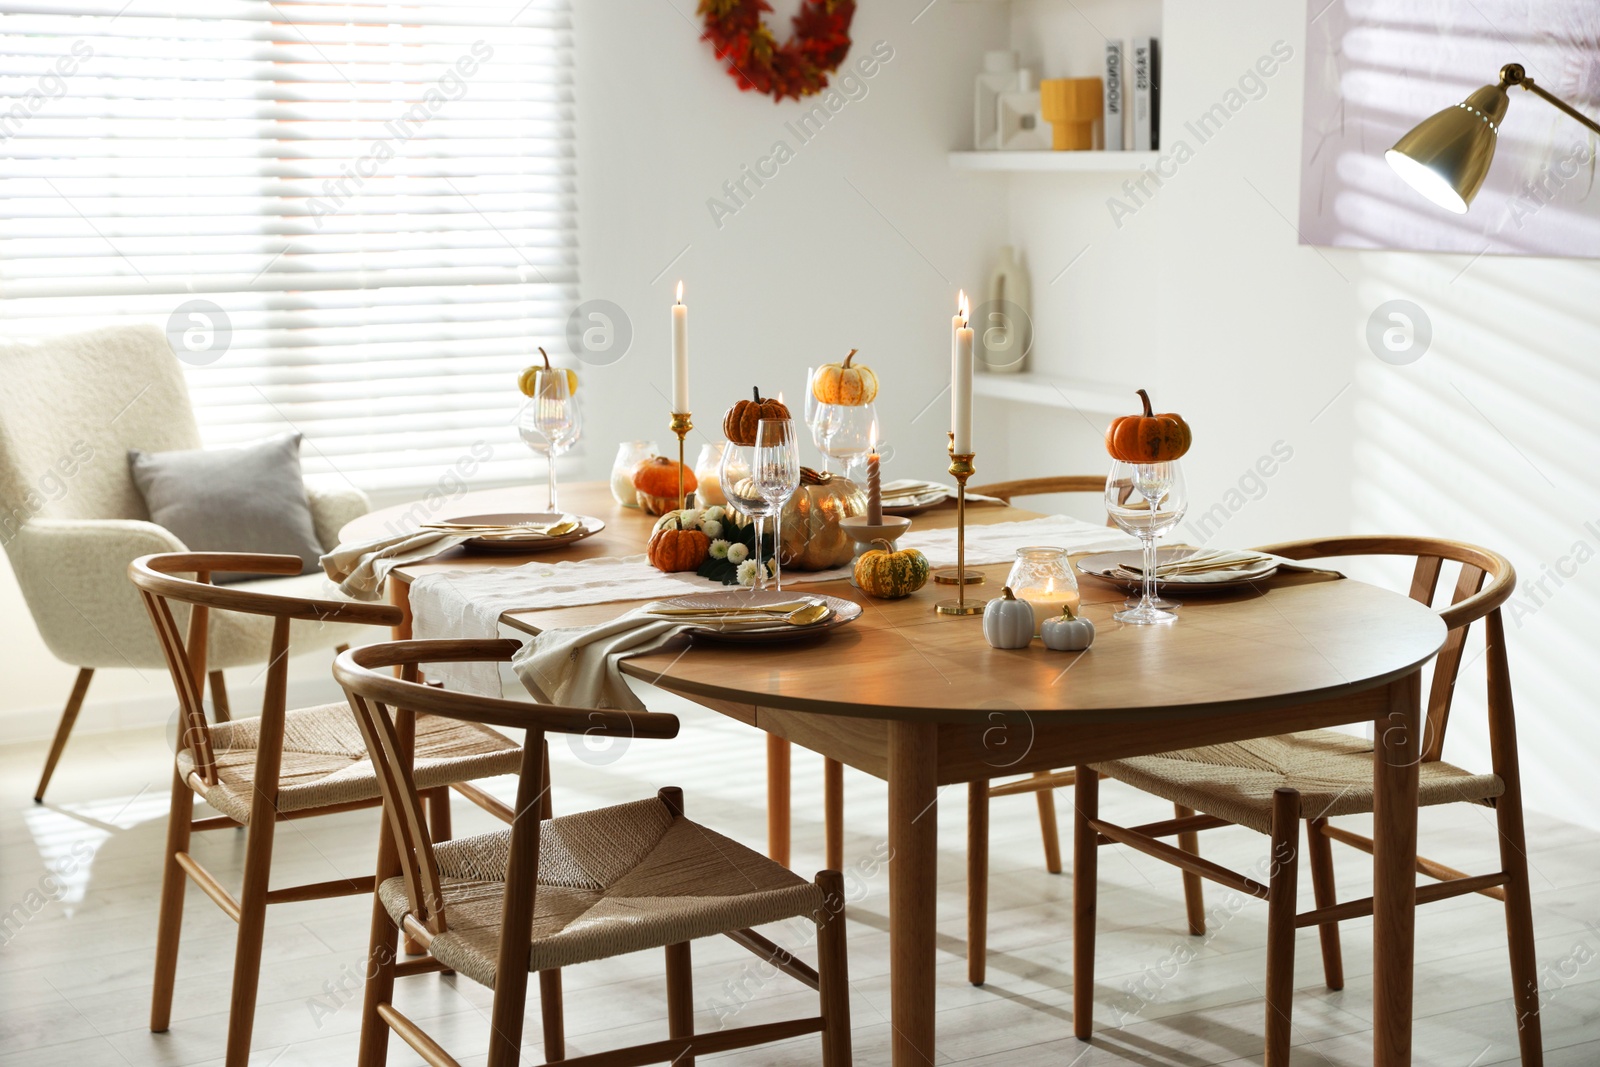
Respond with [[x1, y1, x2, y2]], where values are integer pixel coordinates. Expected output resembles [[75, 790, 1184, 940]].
[[698, 0, 856, 102]]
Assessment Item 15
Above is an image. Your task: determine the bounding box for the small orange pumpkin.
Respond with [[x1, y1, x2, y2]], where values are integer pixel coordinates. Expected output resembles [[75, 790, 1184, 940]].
[[1105, 389, 1192, 463], [811, 348, 878, 406], [647, 516, 710, 572], [632, 456, 697, 515], [722, 387, 791, 447]]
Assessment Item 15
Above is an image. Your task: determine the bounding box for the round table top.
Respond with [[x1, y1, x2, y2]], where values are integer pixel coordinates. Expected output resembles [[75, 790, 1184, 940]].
[[351, 484, 1448, 725]]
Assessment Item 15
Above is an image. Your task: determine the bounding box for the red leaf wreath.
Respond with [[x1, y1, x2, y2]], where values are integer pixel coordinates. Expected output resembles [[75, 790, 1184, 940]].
[[699, 0, 857, 102]]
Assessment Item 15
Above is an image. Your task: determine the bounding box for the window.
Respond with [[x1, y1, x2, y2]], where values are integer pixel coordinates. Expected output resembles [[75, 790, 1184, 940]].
[[1, 0, 576, 491]]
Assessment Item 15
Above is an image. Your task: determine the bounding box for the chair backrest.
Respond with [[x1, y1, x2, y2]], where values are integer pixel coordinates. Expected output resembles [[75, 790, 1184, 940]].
[[969, 475, 1118, 527], [128, 552, 402, 784], [334, 640, 679, 943], [1254, 535, 1515, 763], [0, 325, 201, 536]]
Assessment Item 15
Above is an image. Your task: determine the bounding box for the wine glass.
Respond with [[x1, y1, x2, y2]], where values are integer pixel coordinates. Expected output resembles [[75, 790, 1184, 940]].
[[812, 401, 876, 483], [1105, 459, 1189, 624], [754, 418, 801, 591], [517, 372, 578, 510], [719, 443, 774, 590]]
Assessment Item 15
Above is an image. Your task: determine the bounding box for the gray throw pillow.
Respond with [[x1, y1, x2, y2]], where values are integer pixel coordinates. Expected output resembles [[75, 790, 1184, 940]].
[[128, 432, 325, 582]]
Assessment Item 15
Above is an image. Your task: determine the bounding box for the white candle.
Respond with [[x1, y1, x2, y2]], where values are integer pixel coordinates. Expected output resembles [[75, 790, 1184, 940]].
[[952, 291, 974, 454], [671, 281, 689, 414], [1016, 587, 1083, 635]]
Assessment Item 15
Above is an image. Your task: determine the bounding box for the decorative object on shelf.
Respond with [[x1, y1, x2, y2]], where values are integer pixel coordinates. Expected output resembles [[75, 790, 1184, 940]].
[[1103, 39, 1125, 150], [632, 455, 696, 515], [1040, 605, 1095, 651], [979, 246, 1031, 374], [1105, 388, 1191, 463], [518, 346, 578, 398], [647, 514, 711, 572], [840, 513, 911, 588], [974, 50, 1019, 150], [998, 73, 1049, 151], [516, 358, 579, 510], [1005, 546, 1082, 635], [982, 586, 1036, 648], [854, 537, 929, 599], [1132, 37, 1159, 150], [698, 0, 856, 102], [723, 387, 790, 446], [693, 442, 727, 506], [772, 466, 865, 570], [1388, 62, 1600, 215], [1040, 77, 1104, 151], [611, 440, 660, 507], [811, 348, 878, 406], [1105, 459, 1189, 625]]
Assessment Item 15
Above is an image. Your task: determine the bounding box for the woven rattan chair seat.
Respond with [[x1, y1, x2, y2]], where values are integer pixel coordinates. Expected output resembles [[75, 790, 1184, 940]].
[[1094, 729, 1504, 835], [377, 796, 823, 987], [176, 701, 521, 823]]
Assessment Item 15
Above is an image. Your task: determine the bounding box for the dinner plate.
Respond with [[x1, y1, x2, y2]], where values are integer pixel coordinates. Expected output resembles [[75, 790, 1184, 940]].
[[882, 488, 947, 517], [1076, 547, 1279, 593], [443, 512, 605, 554], [650, 589, 863, 644]]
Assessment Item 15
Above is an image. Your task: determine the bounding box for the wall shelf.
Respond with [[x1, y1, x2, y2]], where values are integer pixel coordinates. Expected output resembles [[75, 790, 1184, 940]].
[[972, 371, 1132, 414], [949, 150, 1158, 173]]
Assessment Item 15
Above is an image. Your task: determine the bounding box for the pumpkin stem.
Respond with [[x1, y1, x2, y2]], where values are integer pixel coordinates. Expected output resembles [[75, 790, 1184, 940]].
[[1137, 388, 1153, 418], [753, 386, 761, 403], [1000, 585, 1016, 600], [539, 346, 552, 370], [1061, 605, 1077, 619], [843, 348, 858, 368]]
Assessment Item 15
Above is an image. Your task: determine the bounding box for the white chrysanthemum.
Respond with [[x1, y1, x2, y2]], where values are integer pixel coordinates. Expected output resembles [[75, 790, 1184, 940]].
[[736, 559, 760, 586], [700, 519, 723, 539], [709, 539, 730, 559], [679, 508, 702, 528], [703, 505, 726, 523], [726, 542, 750, 564]]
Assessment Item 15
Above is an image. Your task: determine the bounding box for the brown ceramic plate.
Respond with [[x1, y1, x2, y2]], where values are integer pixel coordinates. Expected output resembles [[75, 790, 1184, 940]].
[[442, 512, 605, 554], [651, 589, 863, 644]]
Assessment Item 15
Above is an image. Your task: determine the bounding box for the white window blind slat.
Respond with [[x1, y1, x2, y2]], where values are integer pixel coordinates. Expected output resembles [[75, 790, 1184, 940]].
[[1, 0, 577, 492]]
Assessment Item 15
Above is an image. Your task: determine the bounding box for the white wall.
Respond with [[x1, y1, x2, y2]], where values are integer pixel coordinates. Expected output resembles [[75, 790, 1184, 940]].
[[7, 0, 1599, 834]]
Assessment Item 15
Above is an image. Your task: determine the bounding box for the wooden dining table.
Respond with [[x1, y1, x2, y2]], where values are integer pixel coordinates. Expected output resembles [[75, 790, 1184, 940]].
[[343, 481, 1447, 1067]]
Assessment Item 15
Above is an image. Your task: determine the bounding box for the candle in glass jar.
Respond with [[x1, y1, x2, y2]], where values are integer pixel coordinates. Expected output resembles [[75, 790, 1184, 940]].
[[1015, 586, 1082, 635], [952, 290, 974, 454], [671, 281, 689, 414]]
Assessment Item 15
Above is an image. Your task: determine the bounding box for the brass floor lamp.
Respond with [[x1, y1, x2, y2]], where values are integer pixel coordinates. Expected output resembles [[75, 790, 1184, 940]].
[[1386, 63, 1600, 213]]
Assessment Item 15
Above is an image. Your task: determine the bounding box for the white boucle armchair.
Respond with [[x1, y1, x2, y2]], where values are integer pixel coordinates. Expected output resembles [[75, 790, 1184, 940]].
[[0, 324, 372, 801]]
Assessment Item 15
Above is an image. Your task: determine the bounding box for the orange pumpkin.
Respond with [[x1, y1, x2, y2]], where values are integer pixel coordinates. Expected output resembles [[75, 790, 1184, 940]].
[[1105, 389, 1192, 463], [811, 348, 878, 406], [647, 516, 710, 572], [632, 455, 697, 515], [722, 388, 791, 447]]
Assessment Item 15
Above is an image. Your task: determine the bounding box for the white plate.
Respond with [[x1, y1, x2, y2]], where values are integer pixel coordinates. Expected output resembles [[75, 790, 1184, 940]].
[[1077, 547, 1279, 592], [649, 589, 863, 644]]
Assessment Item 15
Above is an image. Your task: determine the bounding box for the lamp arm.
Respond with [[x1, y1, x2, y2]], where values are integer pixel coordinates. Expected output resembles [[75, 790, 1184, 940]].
[[1500, 64, 1600, 137]]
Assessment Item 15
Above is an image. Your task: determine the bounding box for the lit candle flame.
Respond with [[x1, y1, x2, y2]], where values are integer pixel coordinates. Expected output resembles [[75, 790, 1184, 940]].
[[777, 390, 785, 406], [870, 418, 878, 451], [958, 289, 968, 322], [676, 280, 684, 304]]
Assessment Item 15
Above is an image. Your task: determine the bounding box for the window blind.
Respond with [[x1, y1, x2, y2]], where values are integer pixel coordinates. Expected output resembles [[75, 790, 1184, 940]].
[[0, 0, 577, 492]]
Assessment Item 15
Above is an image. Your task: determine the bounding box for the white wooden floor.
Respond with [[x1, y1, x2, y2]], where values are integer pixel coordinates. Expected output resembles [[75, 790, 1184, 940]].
[[4, 687, 1599, 1067]]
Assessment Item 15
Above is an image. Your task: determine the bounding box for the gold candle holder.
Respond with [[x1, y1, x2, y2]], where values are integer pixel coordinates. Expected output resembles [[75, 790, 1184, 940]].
[[935, 449, 986, 616], [670, 412, 693, 512]]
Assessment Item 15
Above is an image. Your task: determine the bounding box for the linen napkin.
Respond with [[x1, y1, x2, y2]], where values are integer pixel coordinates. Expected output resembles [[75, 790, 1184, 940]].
[[511, 605, 692, 711], [320, 530, 472, 600], [410, 555, 706, 695]]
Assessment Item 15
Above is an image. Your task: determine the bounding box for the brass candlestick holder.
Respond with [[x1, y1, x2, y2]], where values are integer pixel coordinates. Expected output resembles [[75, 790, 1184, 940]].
[[935, 448, 986, 616], [670, 411, 692, 512]]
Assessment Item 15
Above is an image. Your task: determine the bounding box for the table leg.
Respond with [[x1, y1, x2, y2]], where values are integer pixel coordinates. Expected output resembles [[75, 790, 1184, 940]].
[[888, 720, 938, 1067], [767, 735, 791, 867], [388, 577, 413, 640], [1372, 673, 1421, 1066]]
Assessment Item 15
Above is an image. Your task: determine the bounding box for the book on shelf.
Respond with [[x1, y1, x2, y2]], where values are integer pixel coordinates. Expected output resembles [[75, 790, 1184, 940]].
[[1132, 36, 1160, 151], [1103, 40, 1124, 151]]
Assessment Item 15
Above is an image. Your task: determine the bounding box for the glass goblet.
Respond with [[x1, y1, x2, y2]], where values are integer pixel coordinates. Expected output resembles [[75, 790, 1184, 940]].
[[719, 443, 774, 590], [517, 373, 578, 510], [1105, 459, 1189, 624], [754, 418, 801, 591]]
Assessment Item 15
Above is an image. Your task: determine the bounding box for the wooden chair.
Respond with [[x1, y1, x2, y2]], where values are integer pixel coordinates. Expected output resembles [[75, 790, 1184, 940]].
[[335, 638, 853, 1067], [1072, 536, 1542, 1065], [130, 552, 527, 1067]]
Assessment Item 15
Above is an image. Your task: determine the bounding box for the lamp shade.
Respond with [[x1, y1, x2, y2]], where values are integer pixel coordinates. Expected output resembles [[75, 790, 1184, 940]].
[[1385, 82, 1510, 213]]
